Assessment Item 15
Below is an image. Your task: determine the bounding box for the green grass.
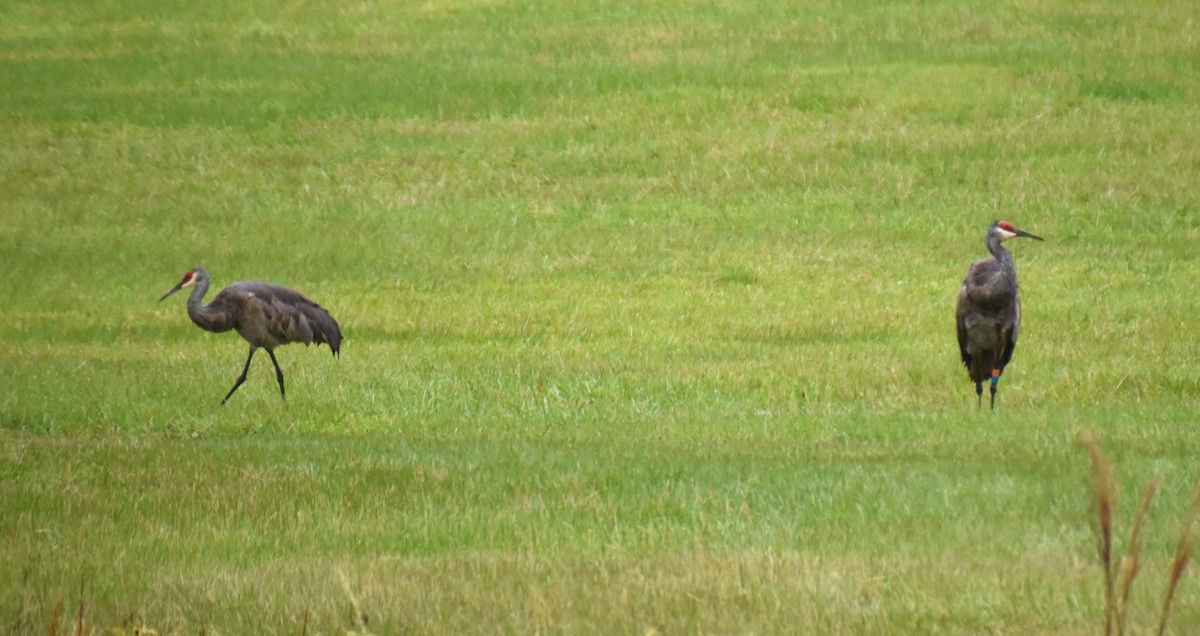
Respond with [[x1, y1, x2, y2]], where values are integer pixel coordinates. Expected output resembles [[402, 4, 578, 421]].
[[2, 0, 1200, 632]]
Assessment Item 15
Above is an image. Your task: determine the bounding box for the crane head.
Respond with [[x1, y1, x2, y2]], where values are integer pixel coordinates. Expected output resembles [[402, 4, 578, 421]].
[[159, 268, 200, 301], [993, 220, 1044, 242]]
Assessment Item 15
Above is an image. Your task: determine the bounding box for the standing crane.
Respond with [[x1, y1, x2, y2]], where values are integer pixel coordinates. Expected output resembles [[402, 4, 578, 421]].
[[160, 268, 342, 404], [956, 220, 1043, 410]]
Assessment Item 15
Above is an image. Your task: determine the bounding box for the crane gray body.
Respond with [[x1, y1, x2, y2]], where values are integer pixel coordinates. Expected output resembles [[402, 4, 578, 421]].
[[161, 268, 342, 404], [955, 221, 1042, 409]]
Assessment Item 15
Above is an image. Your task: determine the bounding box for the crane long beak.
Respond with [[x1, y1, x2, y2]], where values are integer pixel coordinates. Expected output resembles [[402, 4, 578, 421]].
[[1015, 228, 1044, 241], [159, 284, 183, 301]]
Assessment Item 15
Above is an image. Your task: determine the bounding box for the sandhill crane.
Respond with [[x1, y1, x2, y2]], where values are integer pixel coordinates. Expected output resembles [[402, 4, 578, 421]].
[[956, 221, 1043, 410], [160, 268, 342, 404]]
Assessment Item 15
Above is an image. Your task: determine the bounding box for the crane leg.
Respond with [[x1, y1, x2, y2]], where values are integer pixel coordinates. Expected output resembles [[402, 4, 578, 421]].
[[266, 349, 286, 400], [221, 348, 256, 405], [989, 372, 999, 411], [974, 382, 982, 407]]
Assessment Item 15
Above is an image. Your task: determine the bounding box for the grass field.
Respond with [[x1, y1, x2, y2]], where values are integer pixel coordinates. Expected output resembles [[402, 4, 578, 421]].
[[2, 0, 1200, 633]]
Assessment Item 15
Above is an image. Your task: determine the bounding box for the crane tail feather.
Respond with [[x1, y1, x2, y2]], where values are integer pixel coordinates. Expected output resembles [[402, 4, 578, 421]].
[[306, 305, 342, 356]]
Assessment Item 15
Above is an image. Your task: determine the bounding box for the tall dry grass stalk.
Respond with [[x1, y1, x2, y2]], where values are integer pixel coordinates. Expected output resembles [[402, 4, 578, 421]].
[[1155, 482, 1200, 636], [46, 596, 62, 636], [1083, 429, 1117, 636], [1117, 476, 1159, 635], [1084, 429, 1198, 636], [337, 567, 372, 635]]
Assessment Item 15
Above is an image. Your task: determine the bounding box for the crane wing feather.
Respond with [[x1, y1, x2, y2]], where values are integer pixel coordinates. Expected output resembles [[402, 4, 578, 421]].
[[955, 288, 972, 369], [219, 282, 342, 354], [998, 294, 1020, 369]]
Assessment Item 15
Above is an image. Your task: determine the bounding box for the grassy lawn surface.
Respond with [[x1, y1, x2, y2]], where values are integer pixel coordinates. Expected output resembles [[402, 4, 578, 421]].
[[2, 0, 1199, 633]]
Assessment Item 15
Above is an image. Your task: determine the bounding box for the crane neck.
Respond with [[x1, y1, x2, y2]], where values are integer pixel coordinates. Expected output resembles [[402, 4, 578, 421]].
[[184, 275, 228, 332], [986, 232, 1017, 276]]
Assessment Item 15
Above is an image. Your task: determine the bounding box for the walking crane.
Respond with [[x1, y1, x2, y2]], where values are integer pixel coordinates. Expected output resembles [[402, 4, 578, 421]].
[[160, 268, 342, 404]]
